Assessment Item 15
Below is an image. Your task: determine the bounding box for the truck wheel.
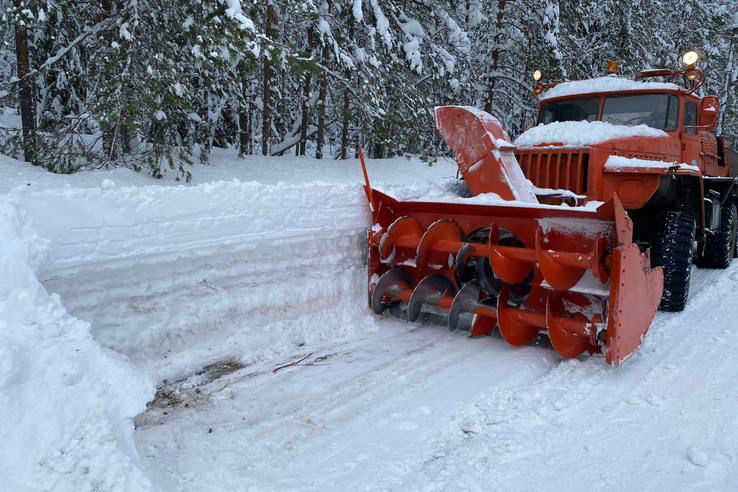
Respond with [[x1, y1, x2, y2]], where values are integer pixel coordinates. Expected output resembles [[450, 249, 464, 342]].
[[733, 202, 738, 259], [696, 203, 737, 269], [650, 212, 695, 312]]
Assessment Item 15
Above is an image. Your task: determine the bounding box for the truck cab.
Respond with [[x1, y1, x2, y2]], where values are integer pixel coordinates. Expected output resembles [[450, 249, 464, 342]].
[[512, 60, 738, 312], [515, 78, 731, 205]]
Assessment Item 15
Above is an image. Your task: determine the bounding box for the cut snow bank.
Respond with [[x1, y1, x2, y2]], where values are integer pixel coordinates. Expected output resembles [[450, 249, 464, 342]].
[[0, 199, 155, 491], [24, 179, 379, 380], [540, 76, 681, 100], [514, 121, 667, 147]]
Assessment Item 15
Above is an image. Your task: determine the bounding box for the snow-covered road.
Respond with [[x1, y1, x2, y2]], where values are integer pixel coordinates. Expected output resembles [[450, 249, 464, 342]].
[[3, 151, 737, 491], [121, 266, 738, 491]]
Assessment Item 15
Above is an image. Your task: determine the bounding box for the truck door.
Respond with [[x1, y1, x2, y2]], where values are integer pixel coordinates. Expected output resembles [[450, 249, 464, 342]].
[[681, 100, 702, 171]]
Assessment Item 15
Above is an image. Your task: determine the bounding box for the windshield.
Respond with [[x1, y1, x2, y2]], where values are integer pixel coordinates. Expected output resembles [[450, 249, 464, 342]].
[[540, 97, 598, 124], [602, 94, 679, 131]]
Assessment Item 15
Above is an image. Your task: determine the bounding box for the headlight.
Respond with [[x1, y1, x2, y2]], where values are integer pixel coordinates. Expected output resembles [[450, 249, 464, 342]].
[[682, 50, 699, 66]]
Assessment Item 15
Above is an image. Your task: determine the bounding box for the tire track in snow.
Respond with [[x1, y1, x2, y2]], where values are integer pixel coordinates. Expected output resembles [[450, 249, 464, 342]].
[[383, 265, 738, 492], [134, 321, 558, 491]]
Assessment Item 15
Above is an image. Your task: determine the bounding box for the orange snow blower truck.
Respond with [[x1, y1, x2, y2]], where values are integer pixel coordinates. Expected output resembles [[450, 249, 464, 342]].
[[360, 51, 738, 366]]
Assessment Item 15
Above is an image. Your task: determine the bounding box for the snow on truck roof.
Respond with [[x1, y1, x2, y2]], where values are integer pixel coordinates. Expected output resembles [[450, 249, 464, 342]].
[[540, 76, 682, 101]]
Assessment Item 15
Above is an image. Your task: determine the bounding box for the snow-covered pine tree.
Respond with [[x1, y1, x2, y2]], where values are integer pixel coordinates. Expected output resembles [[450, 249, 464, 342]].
[[0, 0, 735, 171]]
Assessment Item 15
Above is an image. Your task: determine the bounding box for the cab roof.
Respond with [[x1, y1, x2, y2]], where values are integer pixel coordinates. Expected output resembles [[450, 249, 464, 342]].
[[540, 76, 682, 101]]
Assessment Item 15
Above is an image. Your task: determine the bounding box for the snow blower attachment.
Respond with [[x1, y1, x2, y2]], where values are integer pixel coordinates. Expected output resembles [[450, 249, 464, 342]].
[[359, 106, 664, 366]]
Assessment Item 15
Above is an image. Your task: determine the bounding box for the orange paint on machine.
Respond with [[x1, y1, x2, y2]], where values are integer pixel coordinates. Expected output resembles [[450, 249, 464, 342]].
[[358, 51, 738, 367]]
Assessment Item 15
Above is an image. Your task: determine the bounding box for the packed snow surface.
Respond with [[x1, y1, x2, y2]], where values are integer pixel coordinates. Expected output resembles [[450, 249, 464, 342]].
[[515, 120, 667, 147], [540, 75, 681, 100], [2, 148, 738, 491], [605, 155, 701, 173]]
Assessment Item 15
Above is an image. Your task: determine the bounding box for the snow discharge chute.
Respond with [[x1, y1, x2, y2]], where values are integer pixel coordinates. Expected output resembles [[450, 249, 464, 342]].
[[359, 106, 664, 367]]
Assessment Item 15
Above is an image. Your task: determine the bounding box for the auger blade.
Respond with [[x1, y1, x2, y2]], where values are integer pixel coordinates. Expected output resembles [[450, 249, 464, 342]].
[[546, 291, 599, 359], [448, 281, 499, 335], [454, 243, 476, 286], [379, 216, 423, 263], [408, 275, 456, 322], [416, 220, 463, 270], [371, 268, 412, 314], [536, 228, 586, 291], [480, 228, 534, 305], [470, 316, 497, 338], [497, 287, 541, 346]]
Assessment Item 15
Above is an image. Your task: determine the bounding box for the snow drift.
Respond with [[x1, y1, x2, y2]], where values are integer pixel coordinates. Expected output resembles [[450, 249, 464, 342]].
[[0, 198, 155, 491]]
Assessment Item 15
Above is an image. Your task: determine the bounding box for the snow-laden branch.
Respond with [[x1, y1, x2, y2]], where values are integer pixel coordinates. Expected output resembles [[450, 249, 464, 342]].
[[2, 17, 116, 90]]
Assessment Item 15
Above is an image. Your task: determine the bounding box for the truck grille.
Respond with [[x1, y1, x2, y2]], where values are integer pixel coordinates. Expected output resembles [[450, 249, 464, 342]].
[[515, 149, 590, 195]]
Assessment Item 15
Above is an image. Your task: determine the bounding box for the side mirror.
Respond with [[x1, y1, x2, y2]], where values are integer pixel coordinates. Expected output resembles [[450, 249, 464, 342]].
[[700, 96, 720, 130]]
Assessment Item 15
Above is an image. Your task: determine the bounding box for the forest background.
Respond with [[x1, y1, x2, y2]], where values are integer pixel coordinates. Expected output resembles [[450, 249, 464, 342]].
[[1, 0, 736, 179]]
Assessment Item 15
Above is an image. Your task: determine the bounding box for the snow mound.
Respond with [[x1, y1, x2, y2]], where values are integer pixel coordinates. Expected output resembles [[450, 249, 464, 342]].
[[541, 76, 681, 100], [514, 121, 667, 147], [0, 199, 155, 491]]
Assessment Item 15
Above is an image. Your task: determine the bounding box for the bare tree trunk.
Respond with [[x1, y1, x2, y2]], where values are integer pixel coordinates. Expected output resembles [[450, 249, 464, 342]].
[[261, 2, 276, 156], [298, 28, 315, 156], [315, 43, 329, 160], [718, 36, 736, 135], [13, 0, 36, 163], [315, 67, 328, 159], [238, 65, 251, 156], [99, 0, 118, 160], [339, 13, 354, 160], [339, 89, 350, 159], [248, 81, 255, 154], [484, 0, 506, 114]]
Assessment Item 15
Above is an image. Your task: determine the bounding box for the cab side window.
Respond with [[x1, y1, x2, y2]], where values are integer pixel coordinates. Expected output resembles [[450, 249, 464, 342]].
[[665, 95, 679, 131], [684, 102, 697, 135]]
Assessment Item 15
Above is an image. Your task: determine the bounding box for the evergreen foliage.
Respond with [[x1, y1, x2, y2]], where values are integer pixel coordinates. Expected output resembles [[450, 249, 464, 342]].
[[0, 0, 736, 177]]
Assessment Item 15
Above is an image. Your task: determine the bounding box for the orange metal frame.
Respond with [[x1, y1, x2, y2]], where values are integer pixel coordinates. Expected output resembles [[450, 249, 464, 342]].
[[360, 70, 727, 367]]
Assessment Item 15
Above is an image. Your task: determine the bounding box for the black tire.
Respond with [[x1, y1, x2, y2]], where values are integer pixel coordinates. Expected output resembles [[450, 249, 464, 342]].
[[733, 202, 738, 259], [696, 203, 737, 269], [650, 212, 695, 312]]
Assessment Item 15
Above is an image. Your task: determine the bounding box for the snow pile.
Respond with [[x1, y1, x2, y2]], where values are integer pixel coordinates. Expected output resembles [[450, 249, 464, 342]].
[[605, 155, 700, 173], [541, 76, 681, 100], [0, 199, 155, 491], [514, 121, 667, 147]]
